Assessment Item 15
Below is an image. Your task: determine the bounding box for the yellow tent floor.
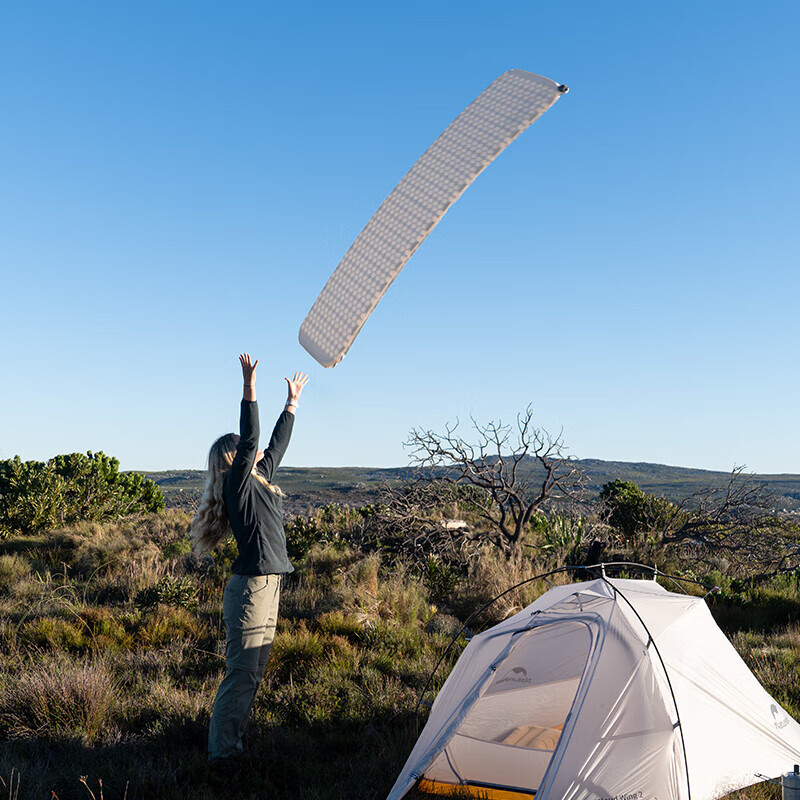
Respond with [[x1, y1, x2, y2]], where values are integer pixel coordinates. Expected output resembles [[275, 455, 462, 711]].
[[417, 778, 536, 799]]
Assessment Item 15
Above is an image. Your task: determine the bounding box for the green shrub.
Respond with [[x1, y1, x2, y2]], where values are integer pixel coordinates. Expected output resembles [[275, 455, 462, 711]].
[[78, 608, 133, 651], [161, 537, 192, 559], [369, 650, 397, 676], [535, 512, 585, 557], [315, 611, 365, 643], [0, 452, 164, 538], [285, 515, 323, 560], [135, 576, 198, 610], [363, 620, 424, 661], [599, 479, 675, 543], [306, 543, 360, 579], [209, 536, 238, 574], [423, 556, 461, 604]]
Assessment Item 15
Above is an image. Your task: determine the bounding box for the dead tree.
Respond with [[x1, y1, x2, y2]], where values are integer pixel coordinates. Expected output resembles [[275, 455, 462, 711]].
[[660, 466, 799, 578], [405, 407, 584, 551]]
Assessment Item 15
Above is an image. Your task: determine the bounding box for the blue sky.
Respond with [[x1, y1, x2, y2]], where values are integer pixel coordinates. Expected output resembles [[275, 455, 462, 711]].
[[1, 1, 798, 475]]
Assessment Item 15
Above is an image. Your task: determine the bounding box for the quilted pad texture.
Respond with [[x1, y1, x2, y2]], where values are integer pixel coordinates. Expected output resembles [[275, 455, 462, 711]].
[[299, 70, 567, 367]]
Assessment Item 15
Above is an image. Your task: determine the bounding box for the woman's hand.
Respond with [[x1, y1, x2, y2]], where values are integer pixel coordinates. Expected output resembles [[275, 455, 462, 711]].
[[285, 372, 309, 411], [240, 354, 258, 401], [239, 353, 258, 385]]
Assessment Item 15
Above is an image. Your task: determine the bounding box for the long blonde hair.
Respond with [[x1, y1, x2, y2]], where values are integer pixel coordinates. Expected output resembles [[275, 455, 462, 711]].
[[190, 433, 283, 555]]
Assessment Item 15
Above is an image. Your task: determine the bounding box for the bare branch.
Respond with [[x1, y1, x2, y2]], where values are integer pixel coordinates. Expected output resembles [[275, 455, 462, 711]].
[[403, 408, 584, 550]]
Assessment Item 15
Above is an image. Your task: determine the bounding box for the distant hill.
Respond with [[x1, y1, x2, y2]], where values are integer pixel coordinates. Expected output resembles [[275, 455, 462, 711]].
[[145, 460, 800, 515]]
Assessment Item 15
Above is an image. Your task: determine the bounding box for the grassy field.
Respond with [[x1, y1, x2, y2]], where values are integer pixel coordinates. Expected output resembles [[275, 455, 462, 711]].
[[1, 505, 799, 799]]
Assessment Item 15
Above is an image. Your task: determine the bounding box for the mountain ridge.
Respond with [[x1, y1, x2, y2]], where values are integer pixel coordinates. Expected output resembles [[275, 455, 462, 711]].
[[144, 458, 800, 515]]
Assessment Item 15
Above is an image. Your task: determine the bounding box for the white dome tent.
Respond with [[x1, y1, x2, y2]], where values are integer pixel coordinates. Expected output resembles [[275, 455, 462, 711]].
[[388, 566, 800, 800]]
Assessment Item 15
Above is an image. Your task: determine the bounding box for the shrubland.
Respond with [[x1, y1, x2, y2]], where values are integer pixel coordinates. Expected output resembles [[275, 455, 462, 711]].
[[0, 473, 798, 799], [0, 452, 163, 539]]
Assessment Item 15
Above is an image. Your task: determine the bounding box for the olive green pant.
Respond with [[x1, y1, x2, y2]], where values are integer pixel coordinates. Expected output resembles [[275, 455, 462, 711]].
[[208, 573, 281, 761]]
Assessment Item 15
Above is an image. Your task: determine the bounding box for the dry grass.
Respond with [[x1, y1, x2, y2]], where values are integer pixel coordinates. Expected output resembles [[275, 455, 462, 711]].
[[0, 657, 115, 743], [0, 554, 30, 593], [726, 780, 781, 800], [136, 605, 208, 648], [1, 510, 799, 799], [377, 563, 431, 626], [445, 546, 573, 626], [729, 624, 800, 718]]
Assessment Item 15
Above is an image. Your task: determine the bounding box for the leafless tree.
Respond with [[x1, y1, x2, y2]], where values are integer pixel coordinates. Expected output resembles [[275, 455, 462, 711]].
[[404, 407, 585, 551], [660, 466, 799, 578]]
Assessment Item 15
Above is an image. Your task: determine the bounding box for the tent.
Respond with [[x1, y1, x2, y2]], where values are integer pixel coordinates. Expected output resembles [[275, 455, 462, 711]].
[[388, 575, 800, 800]]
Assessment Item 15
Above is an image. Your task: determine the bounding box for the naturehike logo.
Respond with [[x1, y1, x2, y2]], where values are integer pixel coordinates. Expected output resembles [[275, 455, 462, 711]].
[[496, 666, 532, 686], [771, 704, 790, 730]]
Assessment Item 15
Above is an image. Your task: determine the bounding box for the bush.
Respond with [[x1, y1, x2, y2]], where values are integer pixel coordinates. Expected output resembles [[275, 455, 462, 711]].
[[78, 608, 133, 651], [599, 480, 675, 543], [135, 575, 198, 610], [315, 611, 365, 643], [285, 515, 323, 561], [0, 452, 164, 538], [423, 556, 462, 604]]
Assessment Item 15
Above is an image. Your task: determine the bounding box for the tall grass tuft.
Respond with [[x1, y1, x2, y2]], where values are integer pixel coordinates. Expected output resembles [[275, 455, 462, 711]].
[[268, 623, 326, 683], [136, 605, 206, 647], [0, 554, 30, 593], [20, 616, 88, 652], [447, 546, 570, 627], [0, 658, 115, 742], [377, 563, 430, 626], [0, 768, 21, 800]]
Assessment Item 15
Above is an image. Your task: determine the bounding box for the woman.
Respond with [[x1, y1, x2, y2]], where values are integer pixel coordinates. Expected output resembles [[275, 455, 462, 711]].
[[190, 353, 309, 764]]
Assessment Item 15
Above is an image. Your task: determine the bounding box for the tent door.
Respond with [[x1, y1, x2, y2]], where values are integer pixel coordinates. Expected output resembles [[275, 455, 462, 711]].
[[419, 618, 596, 798]]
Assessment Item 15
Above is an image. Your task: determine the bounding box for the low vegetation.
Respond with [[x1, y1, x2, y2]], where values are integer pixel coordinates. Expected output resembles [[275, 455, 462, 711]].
[[0, 452, 163, 539], [0, 472, 798, 798]]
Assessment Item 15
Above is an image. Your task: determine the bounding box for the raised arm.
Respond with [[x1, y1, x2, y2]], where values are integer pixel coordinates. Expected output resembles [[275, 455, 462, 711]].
[[241, 353, 257, 402], [229, 354, 261, 490], [258, 372, 309, 480]]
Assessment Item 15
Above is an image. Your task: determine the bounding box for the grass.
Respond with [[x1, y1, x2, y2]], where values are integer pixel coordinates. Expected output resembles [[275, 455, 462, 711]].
[[0, 513, 465, 799], [1, 657, 115, 743], [0, 509, 798, 799]]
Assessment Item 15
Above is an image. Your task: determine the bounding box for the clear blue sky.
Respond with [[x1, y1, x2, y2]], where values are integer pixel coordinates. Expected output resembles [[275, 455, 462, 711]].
[[2, 1, 798, 475]]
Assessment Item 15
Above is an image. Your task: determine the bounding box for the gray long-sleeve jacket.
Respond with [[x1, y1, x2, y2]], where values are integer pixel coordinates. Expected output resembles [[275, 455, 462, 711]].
[[224, 399, 294, 575]]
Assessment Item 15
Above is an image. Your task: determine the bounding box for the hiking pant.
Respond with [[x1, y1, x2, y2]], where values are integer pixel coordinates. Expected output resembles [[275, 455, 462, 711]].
[[208, 573, 281, 761]]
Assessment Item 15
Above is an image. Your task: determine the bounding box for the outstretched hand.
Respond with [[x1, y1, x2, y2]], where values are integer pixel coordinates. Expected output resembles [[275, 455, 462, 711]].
[[239, 353, 258, 386], [285, 372, 310, 405]]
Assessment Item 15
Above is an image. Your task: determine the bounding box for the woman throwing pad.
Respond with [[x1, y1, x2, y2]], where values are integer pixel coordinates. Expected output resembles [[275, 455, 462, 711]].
[[190, 354, 309, 765]]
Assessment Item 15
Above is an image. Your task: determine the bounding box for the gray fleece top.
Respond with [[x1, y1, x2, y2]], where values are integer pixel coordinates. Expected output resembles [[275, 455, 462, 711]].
[[224, 399, 294, 576]]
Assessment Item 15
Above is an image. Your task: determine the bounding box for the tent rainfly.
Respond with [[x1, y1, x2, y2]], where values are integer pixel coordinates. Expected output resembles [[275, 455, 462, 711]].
[[388, 577, 800, 800]]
